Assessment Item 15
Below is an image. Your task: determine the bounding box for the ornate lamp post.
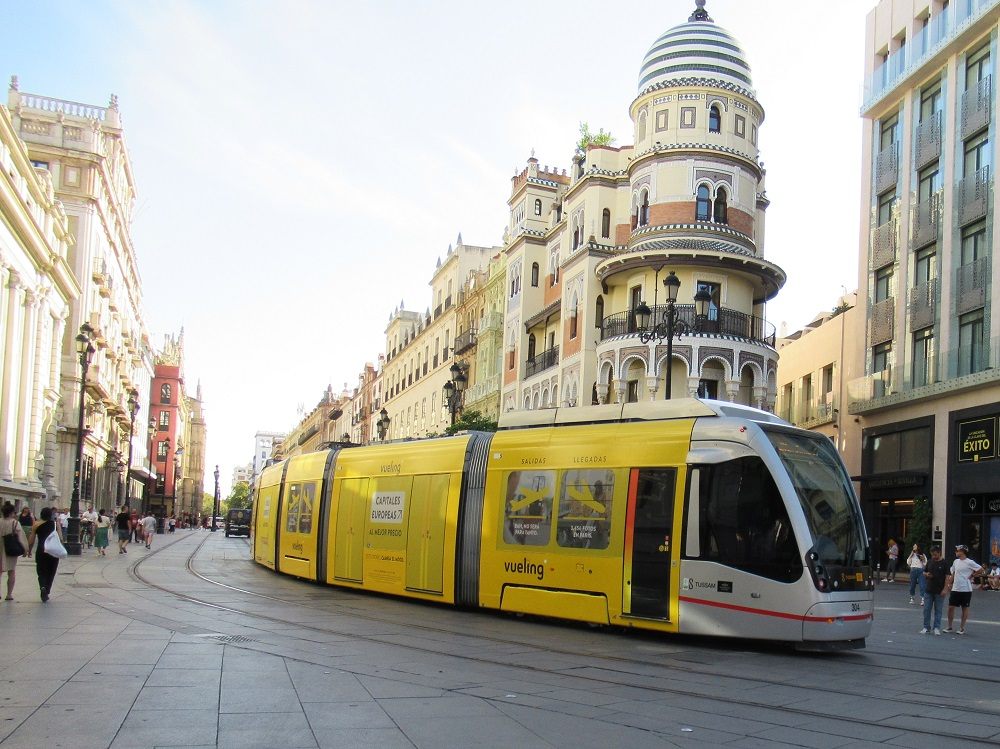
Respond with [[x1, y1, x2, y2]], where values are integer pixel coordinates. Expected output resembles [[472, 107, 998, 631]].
[[211, 465, 220, 532], [67, 322, 95, 556], [124, 389, 139, 508], [634, 271, 711, 400], [376, 408, 390, 441], [441, 362, 467, 426]]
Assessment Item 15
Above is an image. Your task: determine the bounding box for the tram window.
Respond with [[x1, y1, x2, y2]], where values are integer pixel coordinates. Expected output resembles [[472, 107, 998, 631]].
[[556, 469, 614, 550], [284, 482, 315, 534], [698, 457, 802, 582], [503, 471, 554, 546]]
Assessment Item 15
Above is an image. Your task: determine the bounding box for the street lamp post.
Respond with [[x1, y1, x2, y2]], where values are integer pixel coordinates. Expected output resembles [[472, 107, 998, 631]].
[[67, 322, 95, 556], [634, 271, 711, 400], [376, 408, 390, 442], [211, 465, 220, 532], [442, 361, 467, 426], [144, 417, 155, 514], [124, 389, 139, 509]]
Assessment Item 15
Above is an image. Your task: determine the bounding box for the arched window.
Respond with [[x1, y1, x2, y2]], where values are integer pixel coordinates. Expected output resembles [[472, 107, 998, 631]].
[[595, 296, 604, 329], [570, 311, 578, 338], [696, 184, 712, 221], [639, 190, 650, 227], [713, 187, 728, 224], [638, 110, 647, 142], [601, 208, 611, 238], [531, 262, 539, 287], [709, 105, 721, 133], [534, 198, 542, 216], [527, 334, 537, 361], [160, 383, 171, 403]]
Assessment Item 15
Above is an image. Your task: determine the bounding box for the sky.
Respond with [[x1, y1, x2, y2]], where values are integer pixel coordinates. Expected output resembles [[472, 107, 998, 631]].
[[3, 0, 874, 492]]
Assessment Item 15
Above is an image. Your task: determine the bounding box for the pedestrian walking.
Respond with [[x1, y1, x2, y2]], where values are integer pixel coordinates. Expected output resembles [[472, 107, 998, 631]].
[[94, 509, 111, 555], [907, 544, 927, 604], [1, 502, 29, 601], [885, 538, 899, 582], [141, 513, 157, 549], [26, 507, 62, 602], [920, 546, 949, 634], [17, 506, 33, 533], [115, 506, 131, 554], [943, 544, 987, 635], [167, 516, 176, 534]]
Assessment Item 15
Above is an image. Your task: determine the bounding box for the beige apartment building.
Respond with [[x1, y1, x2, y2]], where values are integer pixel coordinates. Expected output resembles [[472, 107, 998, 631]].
[[501, 3, 783, 415], [0, 100, 78, 513], [856, 0, 1000, 561], [775, 293, 864, 478], [8, 79, 157, 511]]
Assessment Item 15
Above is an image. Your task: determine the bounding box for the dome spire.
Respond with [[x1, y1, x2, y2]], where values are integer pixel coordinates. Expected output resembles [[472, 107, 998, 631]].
[[689, 0, 712, 22]]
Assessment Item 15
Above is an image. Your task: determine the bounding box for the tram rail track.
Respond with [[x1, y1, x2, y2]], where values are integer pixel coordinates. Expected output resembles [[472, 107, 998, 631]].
[[101, 532, 1000, 745]]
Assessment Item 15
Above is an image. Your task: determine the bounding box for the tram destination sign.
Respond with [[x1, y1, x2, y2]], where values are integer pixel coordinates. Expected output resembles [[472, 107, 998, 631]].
[[958, 417, 997, 463]]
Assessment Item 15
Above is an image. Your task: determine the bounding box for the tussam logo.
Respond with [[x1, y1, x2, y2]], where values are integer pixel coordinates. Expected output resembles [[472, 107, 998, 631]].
[[503, 558, 544, 581]]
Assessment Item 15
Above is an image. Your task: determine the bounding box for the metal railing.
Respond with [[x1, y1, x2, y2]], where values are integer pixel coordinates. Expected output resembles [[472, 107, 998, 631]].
[[875, 144, 899, 195], [526, 345, 559, 378], [914, 112, 942, 169], [870, 298, 895, 345], [907, 278, 938, 330], [957, 165, 991, 227], [911, 191, 941, 249], [955, 256, 990, 314], [453, 328, 478, 354], [599, 305, 776, 347], [870, 218, 898, 269]]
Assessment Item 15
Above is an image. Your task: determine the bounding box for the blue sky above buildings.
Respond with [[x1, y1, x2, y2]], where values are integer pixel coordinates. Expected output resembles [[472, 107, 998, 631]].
[[3, 0, 872, 487]]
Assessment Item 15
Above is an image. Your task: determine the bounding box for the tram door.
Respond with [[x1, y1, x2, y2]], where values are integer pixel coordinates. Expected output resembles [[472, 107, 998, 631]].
[[624, 468, 676, 619]]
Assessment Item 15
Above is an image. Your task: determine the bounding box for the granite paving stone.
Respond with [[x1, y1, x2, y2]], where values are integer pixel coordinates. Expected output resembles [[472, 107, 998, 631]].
[[109, 708, 219, 748], [216, 711, 317, 749]]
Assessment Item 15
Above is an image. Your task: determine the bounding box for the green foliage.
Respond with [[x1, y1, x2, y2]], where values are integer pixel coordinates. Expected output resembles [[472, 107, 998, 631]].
[[227, 480, 251, 510], [444, 409, 499, 435], [906, 495, 933, 553], [576, 122, 615, 153]]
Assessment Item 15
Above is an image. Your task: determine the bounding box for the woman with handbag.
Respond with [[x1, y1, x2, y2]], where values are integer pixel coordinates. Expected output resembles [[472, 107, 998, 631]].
[[1, 502, 29, 601], [26, 507, 64, 602]]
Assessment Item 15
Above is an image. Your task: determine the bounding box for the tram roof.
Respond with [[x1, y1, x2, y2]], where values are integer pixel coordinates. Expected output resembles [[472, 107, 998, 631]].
[[498, 398, 787, 430]]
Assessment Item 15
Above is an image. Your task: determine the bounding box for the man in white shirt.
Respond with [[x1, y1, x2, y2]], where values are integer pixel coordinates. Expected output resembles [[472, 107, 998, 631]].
[[82, 506, 98, 548], [141, 514, 158, 550], [943, 545, 987, 635]]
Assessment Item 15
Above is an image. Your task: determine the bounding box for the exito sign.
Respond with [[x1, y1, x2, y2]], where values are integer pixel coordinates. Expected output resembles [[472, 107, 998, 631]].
[[958, 417, 997, 463]]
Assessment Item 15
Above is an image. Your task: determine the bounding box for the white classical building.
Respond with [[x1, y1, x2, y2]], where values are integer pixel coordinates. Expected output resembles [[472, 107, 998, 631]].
[[0, 100, 78, 512], [7, 78, 155, 511]]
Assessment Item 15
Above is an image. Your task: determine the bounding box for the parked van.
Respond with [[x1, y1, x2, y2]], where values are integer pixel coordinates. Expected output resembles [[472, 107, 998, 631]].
[[225, 508, 251, 538]]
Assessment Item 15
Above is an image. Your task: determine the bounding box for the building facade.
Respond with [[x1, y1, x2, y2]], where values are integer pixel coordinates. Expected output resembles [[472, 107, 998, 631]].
[[251, 431, 284, 480], [501, 3, 783, 415], [8, 80, 156, 513], [853, 0, 1000, 563], [775, 292, 864, 478], [0, 100, 78, 514], [463, 253, 507, 420]]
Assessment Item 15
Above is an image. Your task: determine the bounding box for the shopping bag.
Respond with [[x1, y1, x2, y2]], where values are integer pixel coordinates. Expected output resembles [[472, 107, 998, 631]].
[[44, 531, 68, 559]]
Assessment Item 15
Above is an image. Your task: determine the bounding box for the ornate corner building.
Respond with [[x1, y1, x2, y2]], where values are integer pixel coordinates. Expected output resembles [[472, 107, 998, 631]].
[[501, 2, 784, 414]]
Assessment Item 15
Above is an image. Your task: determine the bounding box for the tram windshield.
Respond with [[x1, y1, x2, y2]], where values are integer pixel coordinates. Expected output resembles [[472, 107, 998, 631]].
[[765, 429, 869, 567]]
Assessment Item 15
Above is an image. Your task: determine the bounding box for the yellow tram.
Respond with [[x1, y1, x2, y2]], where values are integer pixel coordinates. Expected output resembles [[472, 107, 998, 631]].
[[252, 399, 874, 649]]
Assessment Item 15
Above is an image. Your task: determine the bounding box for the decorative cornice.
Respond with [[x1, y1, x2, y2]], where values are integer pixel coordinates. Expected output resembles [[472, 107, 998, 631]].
[[636, 77, 761, 110]]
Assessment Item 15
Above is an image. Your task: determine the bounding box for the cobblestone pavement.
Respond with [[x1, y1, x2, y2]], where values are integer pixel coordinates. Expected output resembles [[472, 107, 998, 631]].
[[2, 531, 999, 748]]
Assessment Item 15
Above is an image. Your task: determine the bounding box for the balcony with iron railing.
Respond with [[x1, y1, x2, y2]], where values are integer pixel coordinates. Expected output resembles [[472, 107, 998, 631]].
[[870, 297, 895, 345], [849, 334, 1000, 413], [600, 305, 776, 348], [480, 310, 504, 333], [955, 256, 991, 313], [911, 192, 941, 249], [526, 345, 559, 378], [870, 218, 898, 270], [863, 0, 999, 110], [961, 75, 992, 140], [875, 144, 899, 196], [957, 165, 991, 227], [453, 328, 478, 355], [785, 400, 837, 430], [914, 112, 942, 170], [907, 278, 938, 331]]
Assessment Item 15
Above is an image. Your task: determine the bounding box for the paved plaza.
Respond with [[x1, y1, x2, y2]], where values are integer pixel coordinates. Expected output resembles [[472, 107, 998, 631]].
[[1, 530, 999, 749]]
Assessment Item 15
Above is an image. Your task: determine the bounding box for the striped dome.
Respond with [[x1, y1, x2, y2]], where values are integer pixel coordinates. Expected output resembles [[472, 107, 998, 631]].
[[638, 5, 753, 94]]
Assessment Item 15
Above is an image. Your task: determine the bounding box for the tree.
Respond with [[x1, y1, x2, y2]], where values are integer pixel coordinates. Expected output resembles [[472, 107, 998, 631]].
[[576, 122, 615, 153], [906, 495, 933, 554], [228, 480, 251, 510], [444, 409, 498, 435], [200, 492, 216, 515]]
